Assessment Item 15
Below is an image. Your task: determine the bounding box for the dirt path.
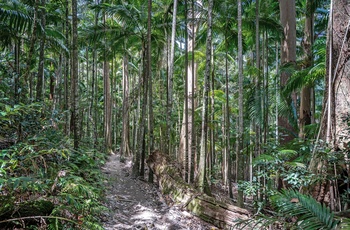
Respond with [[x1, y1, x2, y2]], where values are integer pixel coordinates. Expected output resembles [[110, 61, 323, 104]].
[[101, 154, 214, 230]]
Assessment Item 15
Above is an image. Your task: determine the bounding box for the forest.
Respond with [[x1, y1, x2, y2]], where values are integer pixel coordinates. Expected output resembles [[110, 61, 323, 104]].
[[1, 0, 350, 229]]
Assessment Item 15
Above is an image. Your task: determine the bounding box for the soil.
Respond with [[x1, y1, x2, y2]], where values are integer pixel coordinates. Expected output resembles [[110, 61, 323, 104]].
[[101, 154, 216, 230]]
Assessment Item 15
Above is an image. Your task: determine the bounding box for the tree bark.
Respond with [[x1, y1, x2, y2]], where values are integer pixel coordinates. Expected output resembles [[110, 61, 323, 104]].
[[278, 0, 297, 144], [71, 0, 79, 149], [147, 0, 154, 183], [166, 0, 178, 156], [121, 54, 130, 157], [197, 0, 212, 193], [178, 1, 199, 184], [147, 151, 250, 228], [309, 0, 350, 210], [237, 0, 244, 208], [299, 0, 313, 139]]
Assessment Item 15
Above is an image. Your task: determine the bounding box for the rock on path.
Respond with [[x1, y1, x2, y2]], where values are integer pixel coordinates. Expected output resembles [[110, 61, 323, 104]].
[[101, 154, 215, 230]]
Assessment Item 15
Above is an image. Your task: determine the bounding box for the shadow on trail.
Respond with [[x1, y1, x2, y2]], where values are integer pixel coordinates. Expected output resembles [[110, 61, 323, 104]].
[[101, 154, 213, 230]]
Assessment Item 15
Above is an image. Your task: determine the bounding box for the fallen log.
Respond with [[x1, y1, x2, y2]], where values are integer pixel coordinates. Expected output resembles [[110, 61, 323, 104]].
[[147, 150, 251, 229]]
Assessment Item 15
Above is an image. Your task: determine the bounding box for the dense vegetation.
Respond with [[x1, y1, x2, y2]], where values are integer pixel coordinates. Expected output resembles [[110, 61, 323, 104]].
[[1, 0, 350, 229]]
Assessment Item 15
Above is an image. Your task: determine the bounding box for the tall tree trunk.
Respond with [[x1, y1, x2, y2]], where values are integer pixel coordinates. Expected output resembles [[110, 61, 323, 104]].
[[225, 32, 233, 198], [166, 0, 178, 156], [209, 44, 215, 179], [237, 0, 244, 208], [278, 0, 297, 144], [64, 0, 70, 136], [254, 0, 261, 203], [71, 0, 79, 149], [103, 11, 112, 153], [179, 0, 199, 184], [103, 60, 112, 153], [133, 43, 148, 178], [179, 0, 190, 181], [299, 0, 314, 139], [197, 0, 212, 194], [183, 0, 189, 182], [121, 54, 130, 157], [36, 0, 46, 102], [310, 0, 350, 211], [147, 0, 154, 182], [24, 0, 39, 102]]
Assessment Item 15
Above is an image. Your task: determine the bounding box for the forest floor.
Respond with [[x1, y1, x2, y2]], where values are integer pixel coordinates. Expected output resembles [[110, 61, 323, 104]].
[[100, 154, 216, 230]]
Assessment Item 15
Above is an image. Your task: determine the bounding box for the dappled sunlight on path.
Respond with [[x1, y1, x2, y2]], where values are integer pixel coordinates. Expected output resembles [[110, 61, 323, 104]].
[[101, 154, 214, 230]]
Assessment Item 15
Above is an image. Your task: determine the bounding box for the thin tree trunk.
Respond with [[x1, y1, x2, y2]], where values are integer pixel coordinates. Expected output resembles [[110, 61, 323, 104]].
[[64, 0, 70, 136], [121, 54, 130, 157], [147, 0, 154, 182], [36, 0, 46, 102], [198, 0, 212, 194], [237, 0, 244, 208], [71, 0, 79, 149], [209, 43, 215, 179], [103, 60, 112, 152], [133, 43, 148, 178], [225, 34, 233, 198], [14, 41, 20, 104], [183, 0, 189, 182], [167, 0, 178, 156], [24, 0, 39, 101]]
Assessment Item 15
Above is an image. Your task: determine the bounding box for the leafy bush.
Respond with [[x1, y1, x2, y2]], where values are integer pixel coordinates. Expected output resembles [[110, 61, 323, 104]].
[[0, 128, 107, 229]]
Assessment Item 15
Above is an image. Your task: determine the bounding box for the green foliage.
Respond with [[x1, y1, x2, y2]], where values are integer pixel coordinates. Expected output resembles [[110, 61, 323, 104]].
[[271, 190, 340, 230], [234, 190, 342, 230], [0, 0, 32, 44], [0, 124, 107, 229], [253, 142, 312, 189], [0, 100, 44, 139]]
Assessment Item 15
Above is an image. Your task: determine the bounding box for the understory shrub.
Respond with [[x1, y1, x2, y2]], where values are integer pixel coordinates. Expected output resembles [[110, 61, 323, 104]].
[[0, 129, 107, 229]]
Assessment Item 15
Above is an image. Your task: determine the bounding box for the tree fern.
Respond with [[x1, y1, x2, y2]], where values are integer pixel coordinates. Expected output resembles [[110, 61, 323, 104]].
[[271, 189, 340, 230]]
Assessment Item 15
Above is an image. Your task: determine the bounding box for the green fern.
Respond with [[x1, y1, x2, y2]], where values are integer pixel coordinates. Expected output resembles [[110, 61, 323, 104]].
[[271, 189, 340, 230]]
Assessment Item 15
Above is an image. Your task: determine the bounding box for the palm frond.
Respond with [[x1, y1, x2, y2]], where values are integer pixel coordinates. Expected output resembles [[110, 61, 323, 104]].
[[0, 5, 32, 35], [271, 189, 340, 230]]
